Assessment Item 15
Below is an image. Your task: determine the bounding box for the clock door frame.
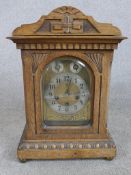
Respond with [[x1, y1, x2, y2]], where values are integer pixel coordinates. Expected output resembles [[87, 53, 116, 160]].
[[33, 51, 101, 139]]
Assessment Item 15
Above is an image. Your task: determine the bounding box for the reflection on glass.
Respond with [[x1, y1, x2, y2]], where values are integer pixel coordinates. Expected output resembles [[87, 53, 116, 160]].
[[41, 57, 94, 126]]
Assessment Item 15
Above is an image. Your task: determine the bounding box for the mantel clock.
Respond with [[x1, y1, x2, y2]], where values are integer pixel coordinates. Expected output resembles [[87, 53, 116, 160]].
[[8, 6, 126, 161]]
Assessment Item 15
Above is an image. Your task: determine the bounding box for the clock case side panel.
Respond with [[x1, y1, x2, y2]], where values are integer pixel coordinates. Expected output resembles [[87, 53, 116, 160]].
[[98, 51, 114, 136], [83, 50, 114, 137], [21, 51, 36, 139], [33, 51, 101, 140]]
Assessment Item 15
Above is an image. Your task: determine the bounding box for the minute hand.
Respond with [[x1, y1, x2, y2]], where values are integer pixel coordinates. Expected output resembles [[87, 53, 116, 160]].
[[69, 92, 90, 97], [45, 92, 89, 99], [65, 79, 72, 94]]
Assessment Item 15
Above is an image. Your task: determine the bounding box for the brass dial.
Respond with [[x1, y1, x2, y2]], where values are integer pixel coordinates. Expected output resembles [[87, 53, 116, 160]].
[[45, 73, 90, 115]]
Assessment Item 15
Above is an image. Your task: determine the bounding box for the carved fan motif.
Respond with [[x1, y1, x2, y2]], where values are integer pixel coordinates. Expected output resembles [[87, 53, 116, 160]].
[[48, 6, 86, 16], [31, 53, 48, 73], [86, 53, 103, 73]]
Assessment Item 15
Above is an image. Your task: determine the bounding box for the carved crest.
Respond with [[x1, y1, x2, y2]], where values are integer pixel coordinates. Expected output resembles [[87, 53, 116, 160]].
[[37, 7, 98, 34], [12, 6, 121, 36]]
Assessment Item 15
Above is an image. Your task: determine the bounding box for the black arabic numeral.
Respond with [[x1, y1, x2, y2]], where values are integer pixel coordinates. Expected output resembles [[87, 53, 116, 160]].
[[74, 105, 77, 110], [58, 105, 61, 111], [49, 92, 52, 96], [52, 101, 55, 105], [80, 83, 84, 89], [49, 84, 55, 89], [56, 78, 61, 84]]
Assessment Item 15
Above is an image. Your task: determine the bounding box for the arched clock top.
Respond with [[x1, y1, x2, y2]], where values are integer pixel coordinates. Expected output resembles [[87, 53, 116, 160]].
[[12, 6, 123, 36], [34, 51, 101, 79]]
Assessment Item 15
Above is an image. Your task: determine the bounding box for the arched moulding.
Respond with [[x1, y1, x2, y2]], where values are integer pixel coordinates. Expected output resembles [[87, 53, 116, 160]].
[[34, 51, 101, 134], [37, 51, 100, 74], [25, 51, 103, 75]]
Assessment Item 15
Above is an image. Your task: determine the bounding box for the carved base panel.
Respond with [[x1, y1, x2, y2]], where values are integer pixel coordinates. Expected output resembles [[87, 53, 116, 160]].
[[17, 129, 116, 161]]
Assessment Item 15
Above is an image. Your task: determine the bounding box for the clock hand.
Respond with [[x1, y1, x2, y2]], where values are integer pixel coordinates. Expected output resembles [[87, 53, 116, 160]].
[[44, 91, 90, 100], [44, 96, 60, 100], [65, 79, 72, 94], [69, 91, 90, 98]]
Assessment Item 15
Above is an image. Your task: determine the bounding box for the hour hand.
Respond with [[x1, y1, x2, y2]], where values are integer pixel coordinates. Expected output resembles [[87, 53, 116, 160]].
[[65, 79, 72, 94], [44, 95, 65, 100], [44, 95, 59, 100]]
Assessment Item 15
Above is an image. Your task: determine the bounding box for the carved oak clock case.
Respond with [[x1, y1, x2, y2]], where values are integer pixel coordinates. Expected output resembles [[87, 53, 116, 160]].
[[8, 6, 126, 161]]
